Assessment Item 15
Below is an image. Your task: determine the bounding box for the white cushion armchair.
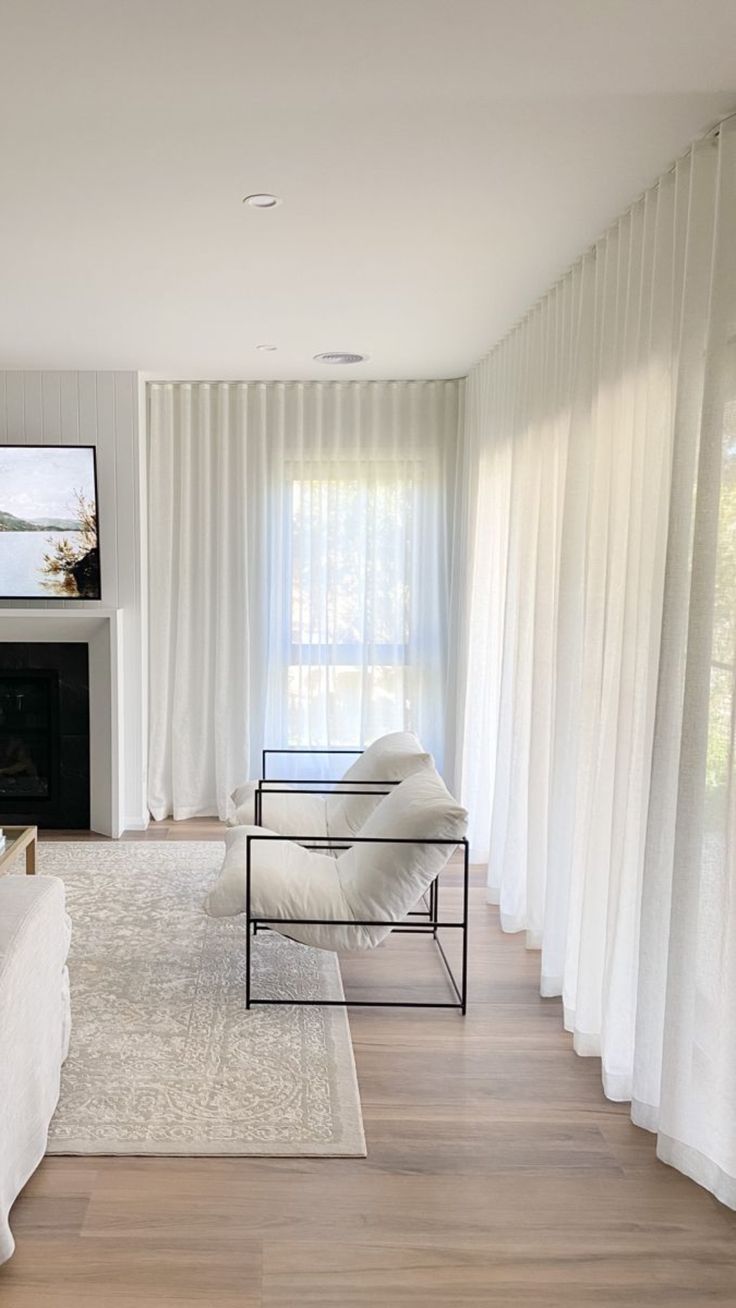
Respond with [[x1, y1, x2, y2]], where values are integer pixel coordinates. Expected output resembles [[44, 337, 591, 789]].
[[208, 769, 470, 1012]]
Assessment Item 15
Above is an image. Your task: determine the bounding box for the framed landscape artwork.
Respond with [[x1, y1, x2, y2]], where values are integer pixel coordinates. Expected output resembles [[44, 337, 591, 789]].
[[0, 445, 101, 600]]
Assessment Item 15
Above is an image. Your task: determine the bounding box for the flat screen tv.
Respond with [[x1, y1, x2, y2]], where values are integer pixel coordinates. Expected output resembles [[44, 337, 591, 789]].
[[0, 445, 101, 600]]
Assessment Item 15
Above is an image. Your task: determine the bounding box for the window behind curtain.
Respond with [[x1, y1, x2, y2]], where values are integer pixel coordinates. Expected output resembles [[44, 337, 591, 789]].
[[148, 379, 460, 815], [286, 459, 417, 748]]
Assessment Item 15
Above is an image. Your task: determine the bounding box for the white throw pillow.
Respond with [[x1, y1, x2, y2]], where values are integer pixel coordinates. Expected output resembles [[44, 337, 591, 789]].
[[326, 731, 434, 837]]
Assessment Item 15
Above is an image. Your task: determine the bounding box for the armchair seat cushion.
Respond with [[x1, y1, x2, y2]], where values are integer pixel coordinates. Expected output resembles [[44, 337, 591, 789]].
[[230, 781, 328, 838], [207, 825, 352, 952]]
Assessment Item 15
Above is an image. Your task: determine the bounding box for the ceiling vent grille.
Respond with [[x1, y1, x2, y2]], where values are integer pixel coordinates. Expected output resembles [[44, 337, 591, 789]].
[[313, 352, 367, 365]]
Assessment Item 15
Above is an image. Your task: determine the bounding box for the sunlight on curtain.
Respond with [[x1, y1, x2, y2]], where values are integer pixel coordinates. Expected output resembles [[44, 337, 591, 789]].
[[661, 387, 736, 1203], [458, 118, 736, 1206], [147, 380, 461, 816]]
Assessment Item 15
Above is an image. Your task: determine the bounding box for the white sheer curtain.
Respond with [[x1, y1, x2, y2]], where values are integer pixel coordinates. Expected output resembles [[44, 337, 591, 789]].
[[148, 379, 461, 819], [459, 119, 736, 1205], [634, 121, 736, 1204]]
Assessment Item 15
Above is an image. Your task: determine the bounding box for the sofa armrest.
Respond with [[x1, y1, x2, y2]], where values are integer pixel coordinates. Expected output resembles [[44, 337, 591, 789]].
[[0, 875, 68, 966], [0, 875, 71, 1264]]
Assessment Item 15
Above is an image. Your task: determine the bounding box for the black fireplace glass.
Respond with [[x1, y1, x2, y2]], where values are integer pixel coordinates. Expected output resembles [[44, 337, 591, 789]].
[[0, 671, 56, 799], [0, 643, 89, 829]]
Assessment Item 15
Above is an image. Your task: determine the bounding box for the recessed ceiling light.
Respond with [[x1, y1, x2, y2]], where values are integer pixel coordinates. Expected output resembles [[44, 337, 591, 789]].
[[313, 352, 368, 365], [243, 193, 282, 208], [256, 343, 278, 351]]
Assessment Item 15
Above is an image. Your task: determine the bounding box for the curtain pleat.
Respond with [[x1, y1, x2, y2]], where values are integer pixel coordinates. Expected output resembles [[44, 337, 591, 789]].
[[148, 380, 461, 819], [459, 120, 736, 1206]]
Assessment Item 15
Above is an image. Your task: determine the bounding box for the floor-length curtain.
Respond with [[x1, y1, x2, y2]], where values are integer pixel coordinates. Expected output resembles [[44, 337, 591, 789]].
[[148, 380, 460, 820], [635, 119, 736, 1205], [458, 119, 736, 1206], [148, 383, 257, 820]]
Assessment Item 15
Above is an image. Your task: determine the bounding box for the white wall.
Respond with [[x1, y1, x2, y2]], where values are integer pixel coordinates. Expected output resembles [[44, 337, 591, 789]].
[[0, 371, 148, 829]]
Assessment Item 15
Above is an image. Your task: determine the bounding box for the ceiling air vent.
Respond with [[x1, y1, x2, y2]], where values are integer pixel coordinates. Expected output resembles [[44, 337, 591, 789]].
[[313, 352, 368, 365]]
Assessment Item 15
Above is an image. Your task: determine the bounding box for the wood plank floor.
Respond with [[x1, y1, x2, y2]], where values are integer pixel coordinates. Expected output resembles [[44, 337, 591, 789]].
[[1, 819, 735, 1305]]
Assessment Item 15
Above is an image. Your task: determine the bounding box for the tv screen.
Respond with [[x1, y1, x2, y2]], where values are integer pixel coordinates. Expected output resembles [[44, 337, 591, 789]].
[[0, 445, 101, 600]]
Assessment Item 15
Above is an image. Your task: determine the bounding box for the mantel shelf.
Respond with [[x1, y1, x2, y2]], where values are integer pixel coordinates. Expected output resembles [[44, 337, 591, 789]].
[[0, 607, 122, 619]]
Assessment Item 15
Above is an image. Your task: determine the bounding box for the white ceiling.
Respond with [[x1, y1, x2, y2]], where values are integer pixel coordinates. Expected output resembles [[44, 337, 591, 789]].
[[2, 0, 736, 380]]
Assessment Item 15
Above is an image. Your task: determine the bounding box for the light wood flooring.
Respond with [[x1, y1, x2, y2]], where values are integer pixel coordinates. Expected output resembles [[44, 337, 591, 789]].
[[1, 818, 735, 1306]]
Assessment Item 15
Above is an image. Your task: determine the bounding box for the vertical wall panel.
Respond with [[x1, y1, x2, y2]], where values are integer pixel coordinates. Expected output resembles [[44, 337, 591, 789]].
[[59, 372, 81, 444], [3, 374, 24, 443], [22, 373, 42, 440], [0, 370, 147, 827], [41, 373, 62, 441]]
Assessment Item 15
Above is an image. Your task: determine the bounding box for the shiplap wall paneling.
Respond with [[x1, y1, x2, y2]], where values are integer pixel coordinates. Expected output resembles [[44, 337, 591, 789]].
[[0, 370, 148, 828]]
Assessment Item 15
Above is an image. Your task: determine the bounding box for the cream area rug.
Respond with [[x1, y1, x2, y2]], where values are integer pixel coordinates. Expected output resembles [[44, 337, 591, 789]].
[[39, 841, 365, 1157]]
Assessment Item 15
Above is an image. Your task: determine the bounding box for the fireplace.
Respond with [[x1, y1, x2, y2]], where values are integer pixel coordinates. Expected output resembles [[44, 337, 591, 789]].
[[0, 670, 58, 801], [0, 643, 89, 829]]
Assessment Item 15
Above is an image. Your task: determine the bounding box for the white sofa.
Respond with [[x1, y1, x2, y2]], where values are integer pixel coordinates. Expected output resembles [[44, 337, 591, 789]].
[[0, 875, 71, 1264]]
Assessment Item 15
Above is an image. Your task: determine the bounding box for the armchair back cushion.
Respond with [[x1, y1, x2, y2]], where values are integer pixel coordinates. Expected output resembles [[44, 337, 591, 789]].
[[326, 731, 434, 837], [338, 768, 467, 947]]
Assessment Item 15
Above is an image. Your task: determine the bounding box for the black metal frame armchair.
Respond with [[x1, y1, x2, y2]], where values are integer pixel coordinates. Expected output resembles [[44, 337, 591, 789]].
[[245, 832, 469, 1014]]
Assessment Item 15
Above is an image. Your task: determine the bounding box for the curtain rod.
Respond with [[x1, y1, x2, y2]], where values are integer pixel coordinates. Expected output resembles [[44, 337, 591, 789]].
[[708, 108, 736, 138], [145, 377, 464, 388], [662, 108, 736, 176], [472, 106, 736, 368]]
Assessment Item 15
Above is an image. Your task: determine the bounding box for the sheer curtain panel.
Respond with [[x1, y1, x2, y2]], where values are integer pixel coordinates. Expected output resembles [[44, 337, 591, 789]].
[[148, 380, 461, 820], [459, 120, 736, 1206]]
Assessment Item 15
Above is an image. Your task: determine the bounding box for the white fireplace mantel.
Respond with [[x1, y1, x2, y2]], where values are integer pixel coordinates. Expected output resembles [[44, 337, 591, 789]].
[[0, 608, 124, 837]]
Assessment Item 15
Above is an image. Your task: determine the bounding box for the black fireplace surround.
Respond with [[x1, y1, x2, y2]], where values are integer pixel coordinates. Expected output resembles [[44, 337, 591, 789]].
[[0, 643, 90, 829]]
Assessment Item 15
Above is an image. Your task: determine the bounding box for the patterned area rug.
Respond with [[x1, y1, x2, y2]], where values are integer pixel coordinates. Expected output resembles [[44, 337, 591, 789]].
[[40, 841, 365, 1156]]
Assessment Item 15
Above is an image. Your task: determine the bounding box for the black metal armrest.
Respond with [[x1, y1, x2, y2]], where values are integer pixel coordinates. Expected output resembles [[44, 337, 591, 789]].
[[254, 778, 398, 826], [257, 779, 397, 788], [261, 747, 363, 780]]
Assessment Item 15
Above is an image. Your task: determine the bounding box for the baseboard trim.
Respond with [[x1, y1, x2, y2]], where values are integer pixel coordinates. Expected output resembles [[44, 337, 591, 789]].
[[122, 815, 151, 832]]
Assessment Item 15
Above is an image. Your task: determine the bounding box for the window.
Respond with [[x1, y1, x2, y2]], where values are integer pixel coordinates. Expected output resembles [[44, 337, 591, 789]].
[[286, 460, 416, 747]]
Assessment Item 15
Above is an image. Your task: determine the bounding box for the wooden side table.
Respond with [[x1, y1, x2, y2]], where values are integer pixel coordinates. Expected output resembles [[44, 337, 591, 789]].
[[0, 826, 38, 875]]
